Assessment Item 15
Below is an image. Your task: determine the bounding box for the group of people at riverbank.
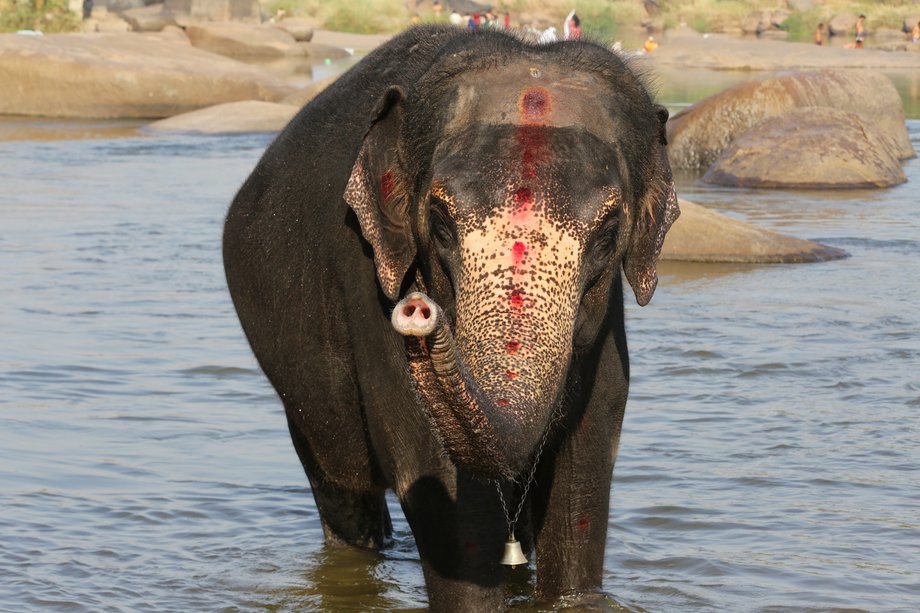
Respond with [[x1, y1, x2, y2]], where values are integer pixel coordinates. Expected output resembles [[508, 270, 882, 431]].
[[814, 13, 920, 48]]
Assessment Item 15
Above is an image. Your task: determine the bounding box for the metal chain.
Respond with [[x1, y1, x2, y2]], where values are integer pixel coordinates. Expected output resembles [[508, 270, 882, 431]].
[[495, 418, 555, 533]]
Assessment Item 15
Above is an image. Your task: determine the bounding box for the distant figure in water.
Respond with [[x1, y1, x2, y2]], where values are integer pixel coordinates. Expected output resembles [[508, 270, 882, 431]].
[[912, 20, 920, 43], [855, 14, 866, 48], [814, 22, 824, 46], [82, 0, 92, 19], [643, 36, 658, 52]]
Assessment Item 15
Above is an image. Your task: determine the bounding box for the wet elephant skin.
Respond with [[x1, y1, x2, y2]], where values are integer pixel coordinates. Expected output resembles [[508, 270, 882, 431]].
[[224, 25, 678, 611]]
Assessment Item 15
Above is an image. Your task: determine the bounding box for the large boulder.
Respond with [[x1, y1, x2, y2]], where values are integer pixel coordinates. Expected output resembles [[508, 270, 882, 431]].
[[273, 17, 315, 42], [0, 32, 295, 118], [827, 13, 857, 37], [145, 100, 299, 133], [660, 199, 847, 263], [162, 0, 260, 24], [121, 4, 175, 31], [185, 22, 303, 58], [666, 69, 915, 170], [702, 107, 907, 189]]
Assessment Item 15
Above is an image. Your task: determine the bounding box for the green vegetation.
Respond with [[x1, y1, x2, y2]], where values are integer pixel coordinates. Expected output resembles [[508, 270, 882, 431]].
[[0, 0, 80, 32]]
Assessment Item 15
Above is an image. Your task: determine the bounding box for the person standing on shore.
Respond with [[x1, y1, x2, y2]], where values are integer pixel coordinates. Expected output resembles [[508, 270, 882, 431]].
[[563, 9, 582, 40], [814, 22, 824, 45], [911, 20, 920, 43], [855, 14, 866, 48]]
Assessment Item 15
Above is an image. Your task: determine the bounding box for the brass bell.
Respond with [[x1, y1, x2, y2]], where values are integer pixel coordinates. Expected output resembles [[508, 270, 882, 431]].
[[500, 533, 527, 568]]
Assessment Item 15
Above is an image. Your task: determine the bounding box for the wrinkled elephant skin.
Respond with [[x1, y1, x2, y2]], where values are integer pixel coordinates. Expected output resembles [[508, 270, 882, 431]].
[[224, 26, 678, 611]]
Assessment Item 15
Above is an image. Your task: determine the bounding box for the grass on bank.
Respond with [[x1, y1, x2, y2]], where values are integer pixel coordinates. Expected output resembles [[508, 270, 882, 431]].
[[0, 0, 80, 32]]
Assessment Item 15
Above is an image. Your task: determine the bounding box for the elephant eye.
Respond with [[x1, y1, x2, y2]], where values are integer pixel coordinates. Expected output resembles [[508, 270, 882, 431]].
[[429, 196, 457, 249], [590, 215, 620, 264]]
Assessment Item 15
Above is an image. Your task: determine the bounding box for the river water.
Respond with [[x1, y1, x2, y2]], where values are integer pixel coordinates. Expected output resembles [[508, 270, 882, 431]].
[[1, 67, 918, 612]]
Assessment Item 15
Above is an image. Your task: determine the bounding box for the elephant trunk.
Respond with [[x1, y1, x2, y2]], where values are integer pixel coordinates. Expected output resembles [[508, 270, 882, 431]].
[[392, 292, 553, 479]]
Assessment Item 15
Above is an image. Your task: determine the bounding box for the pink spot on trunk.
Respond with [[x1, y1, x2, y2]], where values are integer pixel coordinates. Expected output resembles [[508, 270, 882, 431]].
[[497, 398, 510, 407], [380, 171, 395, 201], [511, 241, 527, 264], [505, 370, 518, 380], [505, 340, 521, 355], [577, 516, 590, 532], [509, 289, 524, 308]]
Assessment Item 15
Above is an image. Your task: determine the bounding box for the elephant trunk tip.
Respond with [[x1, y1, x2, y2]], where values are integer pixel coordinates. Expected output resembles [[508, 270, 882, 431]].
[[392, 292, 439, 337]]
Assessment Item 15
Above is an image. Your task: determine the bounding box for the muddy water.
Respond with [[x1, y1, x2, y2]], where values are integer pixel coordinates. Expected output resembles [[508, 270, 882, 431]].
[[1, 70, 918, 612]]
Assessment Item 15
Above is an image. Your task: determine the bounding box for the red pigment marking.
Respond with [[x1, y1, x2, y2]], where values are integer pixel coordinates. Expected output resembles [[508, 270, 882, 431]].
[[520, 88, 551, 123], [511, 241, 527, 264], [577, 516, 590, 532], [516, 126, 547, 181], [505, 340, 521, 355], [496, 398, 510, 407], [514, 187, 533, 205], [505, 370, 518, 380], [380, 171, 395, 201], [509, 289, 524, 308]]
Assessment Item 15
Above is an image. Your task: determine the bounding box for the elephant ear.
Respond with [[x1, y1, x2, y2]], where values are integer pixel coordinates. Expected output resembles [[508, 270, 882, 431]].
[[623, 105, 680, 307], [344, 86, 415, 301]]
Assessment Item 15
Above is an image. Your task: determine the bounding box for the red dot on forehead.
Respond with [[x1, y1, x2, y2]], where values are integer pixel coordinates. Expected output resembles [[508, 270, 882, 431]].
[[514, 187, 533, 204], [520, 87, 551, 121], [512, 241, 527, 257]]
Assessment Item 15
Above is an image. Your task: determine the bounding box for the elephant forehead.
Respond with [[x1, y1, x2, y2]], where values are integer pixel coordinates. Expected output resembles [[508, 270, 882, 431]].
[[446, 61, 617, 139], [458, 193, 585, 276]]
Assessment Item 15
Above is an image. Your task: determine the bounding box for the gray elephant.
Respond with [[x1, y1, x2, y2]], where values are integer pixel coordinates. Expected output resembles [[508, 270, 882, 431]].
[[224, 25, 678, 611]]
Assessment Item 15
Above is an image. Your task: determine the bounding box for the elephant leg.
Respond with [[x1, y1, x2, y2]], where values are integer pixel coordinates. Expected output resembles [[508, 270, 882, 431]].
[[397, 472, 508, 612], [531, 355, 627, 604], [287, 414, 392, 550]]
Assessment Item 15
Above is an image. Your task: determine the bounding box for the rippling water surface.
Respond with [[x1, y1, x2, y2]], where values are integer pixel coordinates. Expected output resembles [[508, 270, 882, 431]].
[[1, 78, 918, 612]]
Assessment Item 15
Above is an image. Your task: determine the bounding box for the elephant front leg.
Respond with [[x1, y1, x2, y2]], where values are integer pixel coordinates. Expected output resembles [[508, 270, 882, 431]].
[[531, 375, 626, 606], [398, 471, 510, 612]]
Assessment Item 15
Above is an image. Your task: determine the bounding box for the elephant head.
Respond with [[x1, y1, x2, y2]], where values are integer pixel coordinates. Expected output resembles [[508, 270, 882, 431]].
[[345, 39, 678, 480]]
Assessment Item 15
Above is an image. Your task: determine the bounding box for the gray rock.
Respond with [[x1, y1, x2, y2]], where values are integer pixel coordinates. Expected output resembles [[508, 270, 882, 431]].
[[660, 199, 847, 263], [702, 107, 906, 189], [163, 0, 261, 25], [0, 32, 295, 118], [666, 69, 915, 170], [274, 17, 315, 42], [185, 22, 303, 58], [827, 13, 857, 37], [121, 4, 175, 31]]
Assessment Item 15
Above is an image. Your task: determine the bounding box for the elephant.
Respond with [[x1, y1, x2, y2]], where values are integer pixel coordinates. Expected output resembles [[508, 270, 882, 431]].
[[223, 25, 678, 611]]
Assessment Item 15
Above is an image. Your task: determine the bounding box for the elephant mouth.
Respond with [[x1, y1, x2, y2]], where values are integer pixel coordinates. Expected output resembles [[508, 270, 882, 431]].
[[391, 291, 563, 479]]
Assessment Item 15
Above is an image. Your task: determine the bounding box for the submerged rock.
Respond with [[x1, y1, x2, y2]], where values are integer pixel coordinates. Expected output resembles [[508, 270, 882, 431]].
[[666, 69, 915, 170], [660, 199, 847, 263], [145, 100, 300, 134], [703, 107, 907, 189]]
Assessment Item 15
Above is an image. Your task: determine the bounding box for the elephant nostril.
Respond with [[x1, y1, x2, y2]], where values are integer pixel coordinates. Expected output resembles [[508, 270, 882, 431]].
[[403, 305, 416, 317]]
